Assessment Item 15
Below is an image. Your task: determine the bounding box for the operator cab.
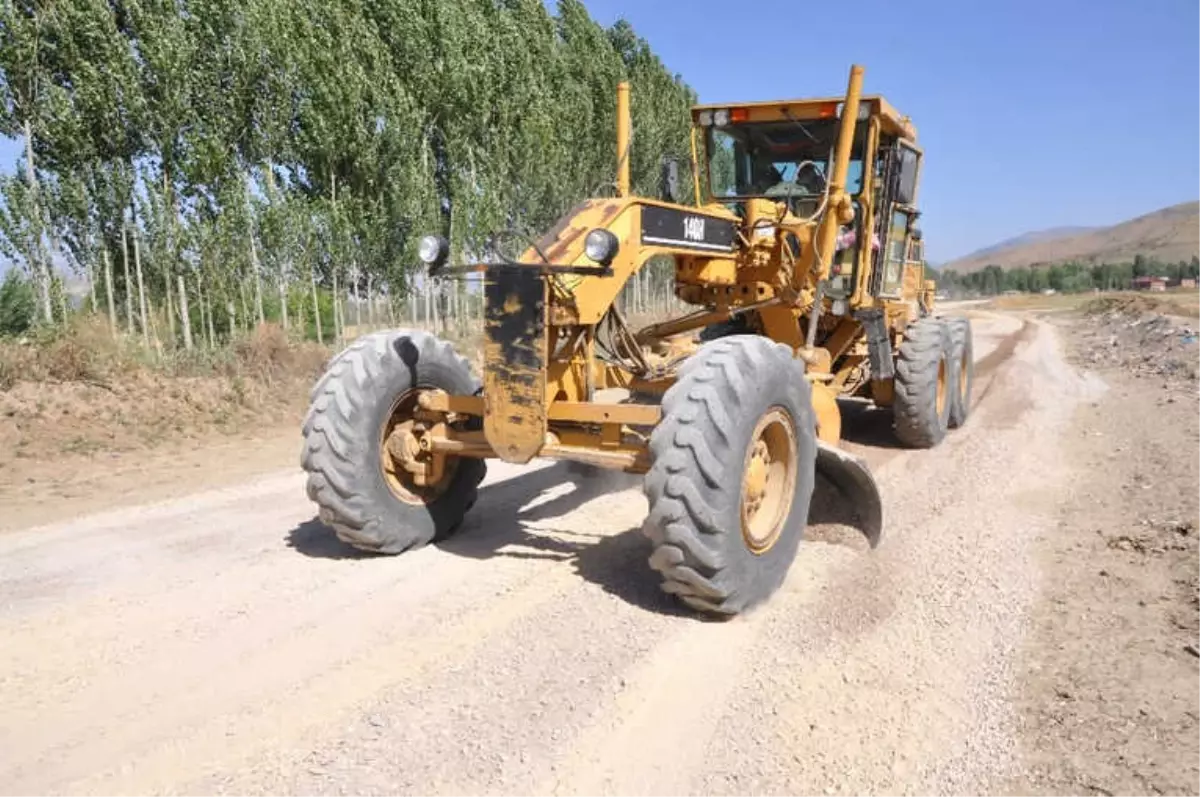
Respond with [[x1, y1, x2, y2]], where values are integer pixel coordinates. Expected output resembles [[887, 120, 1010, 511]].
[[691, 95, 923, 301]]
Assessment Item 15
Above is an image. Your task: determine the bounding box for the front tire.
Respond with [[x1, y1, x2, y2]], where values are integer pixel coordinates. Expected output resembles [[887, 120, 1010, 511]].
[[641, 335, 817, 616], [301, 330, 487, 554]]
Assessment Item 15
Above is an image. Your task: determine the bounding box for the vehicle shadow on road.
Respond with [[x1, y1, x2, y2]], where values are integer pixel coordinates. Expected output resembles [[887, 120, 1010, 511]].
[[284, 462, 687, 616], [441, 463, 695, 618], [286, 518, 380, 560], [287, 460, 872, 616]]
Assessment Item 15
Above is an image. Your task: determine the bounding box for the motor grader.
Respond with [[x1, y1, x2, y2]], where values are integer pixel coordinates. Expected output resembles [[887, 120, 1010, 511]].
[[300, 64, 975, 617]]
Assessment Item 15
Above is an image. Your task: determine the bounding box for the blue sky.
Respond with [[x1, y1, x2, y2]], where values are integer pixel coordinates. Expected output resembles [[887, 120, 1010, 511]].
[[2, 0, 1197, 264], [579, 0, 1199, 262]]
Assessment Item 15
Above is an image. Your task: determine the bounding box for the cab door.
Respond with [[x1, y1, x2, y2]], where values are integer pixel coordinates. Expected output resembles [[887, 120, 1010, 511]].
[[870, 140, 922, 299], [878, 208, 913, 298]]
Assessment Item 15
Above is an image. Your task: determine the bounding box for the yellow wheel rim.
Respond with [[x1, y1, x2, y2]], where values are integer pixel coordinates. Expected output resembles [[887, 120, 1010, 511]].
[[740, 407, 798, 555], [379, 390, 458, 505]]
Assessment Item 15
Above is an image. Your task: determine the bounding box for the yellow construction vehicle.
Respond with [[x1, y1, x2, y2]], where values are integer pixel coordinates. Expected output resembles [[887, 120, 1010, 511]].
[[300, 64, 974, 617]]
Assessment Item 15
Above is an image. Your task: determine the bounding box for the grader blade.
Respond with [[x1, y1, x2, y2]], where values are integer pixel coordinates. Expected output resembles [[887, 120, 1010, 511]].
[[815, 441, 883, 547]]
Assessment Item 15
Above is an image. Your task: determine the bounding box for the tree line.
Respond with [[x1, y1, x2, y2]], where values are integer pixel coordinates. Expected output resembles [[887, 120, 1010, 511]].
[[934, 254, 1200, 298], [0, 0, 697, 346]]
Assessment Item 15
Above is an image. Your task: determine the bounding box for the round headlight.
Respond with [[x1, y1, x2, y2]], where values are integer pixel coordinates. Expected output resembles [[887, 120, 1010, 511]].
[[713, 109, 730, 127], [697, 110, 713, 127], [584, 229, 619, 266], [417, 235, 449, 271]]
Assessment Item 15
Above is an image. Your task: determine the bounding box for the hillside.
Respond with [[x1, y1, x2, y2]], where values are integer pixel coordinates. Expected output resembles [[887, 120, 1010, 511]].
[[962, 226, 1097, 261], [943, 201, 1200, 273]]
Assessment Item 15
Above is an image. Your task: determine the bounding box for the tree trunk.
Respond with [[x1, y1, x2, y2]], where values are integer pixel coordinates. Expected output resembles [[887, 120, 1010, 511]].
[[164, 267, 175, 344], [23, 119, 52, 324], [87, 260, 98, 315], [196, 284, 204, 346], [103, 248, 117, 334], [366, 272, 375, 327], [56, 276, 67, 325], [239, 280, 249, 334], [228, 299, 237, 338], [198, 282, 207, 347], [423, 278, 431, 326], [162, 167, 176, 345], [329, 173, 341, 342], [121, 225, 133, 334], [251, 234, 265, 326], [310, 268, 323, 345], [147, 297, 163, 357], [279, 276, 289, 330], [133, 230, 149, 346], [205, 287, 215, 348], [332, 268, 341, 342], [178, 274, 193, 350], [352, 263, 361, 330]]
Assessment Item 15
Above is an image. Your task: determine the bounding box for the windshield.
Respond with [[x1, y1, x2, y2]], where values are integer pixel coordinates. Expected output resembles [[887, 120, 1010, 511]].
[[706, 119, 864, 201]]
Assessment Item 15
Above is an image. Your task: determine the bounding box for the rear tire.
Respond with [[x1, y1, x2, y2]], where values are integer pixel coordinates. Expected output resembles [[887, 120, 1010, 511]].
[[948, 317, 974, 428], [642, 335, 817, 616], [892, 317, 955, 448], [301, 330, 487, 554]]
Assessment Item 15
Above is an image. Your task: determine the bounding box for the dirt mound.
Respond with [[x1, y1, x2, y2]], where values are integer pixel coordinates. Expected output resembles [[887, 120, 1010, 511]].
[[1081, 294, 1174, 318], [0, 320, 332, 469], [1072, 300, 1199, 388]]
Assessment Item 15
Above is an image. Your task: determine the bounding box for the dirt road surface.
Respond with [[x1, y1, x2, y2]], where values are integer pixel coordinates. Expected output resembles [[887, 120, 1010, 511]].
[[1, 309, 1196, 796]]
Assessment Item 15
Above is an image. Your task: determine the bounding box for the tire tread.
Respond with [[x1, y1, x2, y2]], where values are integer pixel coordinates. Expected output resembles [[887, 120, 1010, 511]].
[[300, 329, 484, 554]]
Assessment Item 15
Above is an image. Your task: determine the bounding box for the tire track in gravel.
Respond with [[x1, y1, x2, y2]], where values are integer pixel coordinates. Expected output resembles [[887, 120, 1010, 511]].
[[838, 310, 1026, 470], [689, 318, 1104, 796], [0, 461, 622, 795]]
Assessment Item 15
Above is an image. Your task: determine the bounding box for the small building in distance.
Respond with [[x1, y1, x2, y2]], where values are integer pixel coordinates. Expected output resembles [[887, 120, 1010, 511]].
[[1131, 275, 1168, 292]]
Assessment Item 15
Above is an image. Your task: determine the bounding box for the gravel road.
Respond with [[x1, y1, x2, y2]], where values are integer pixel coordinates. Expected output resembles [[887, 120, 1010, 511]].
[[0, 311, 1180, 796]]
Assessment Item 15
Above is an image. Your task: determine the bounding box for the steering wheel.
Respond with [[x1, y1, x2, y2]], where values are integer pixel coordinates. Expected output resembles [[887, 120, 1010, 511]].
[[792, 160, 826, 195]]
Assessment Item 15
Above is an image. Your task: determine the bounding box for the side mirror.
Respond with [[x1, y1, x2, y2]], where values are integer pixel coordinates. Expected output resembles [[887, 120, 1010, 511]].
[[660, 158, 681, 204], [893, 145, 920, 205], [911, 227, 923, 241]]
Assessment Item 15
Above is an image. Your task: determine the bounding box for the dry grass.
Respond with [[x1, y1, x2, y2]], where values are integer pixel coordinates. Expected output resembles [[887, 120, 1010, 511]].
[[985, 292, 1104, 314], [985, 289, 1200, 319], [0, 300, 693, 471], [0, 318, 334, 468], [0, 316, 332, 390], [1079, 293, 1192, 318], [1080, 292, 1200, 321]]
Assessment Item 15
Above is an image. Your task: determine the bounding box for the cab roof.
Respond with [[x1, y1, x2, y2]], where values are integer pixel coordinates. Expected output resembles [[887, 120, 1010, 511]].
[[690, 94, 917, 141]]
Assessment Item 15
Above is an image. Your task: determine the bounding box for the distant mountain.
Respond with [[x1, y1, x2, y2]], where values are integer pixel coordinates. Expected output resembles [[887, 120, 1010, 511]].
[[960, 226, 1097, 261], [942, 201, 1200, 273]]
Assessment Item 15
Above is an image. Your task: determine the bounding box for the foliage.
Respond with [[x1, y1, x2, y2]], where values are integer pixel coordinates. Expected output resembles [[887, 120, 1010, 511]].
[[0, 268, 35, 336], [0, 0, 696, 343], [934, 254, 1200, 298]]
